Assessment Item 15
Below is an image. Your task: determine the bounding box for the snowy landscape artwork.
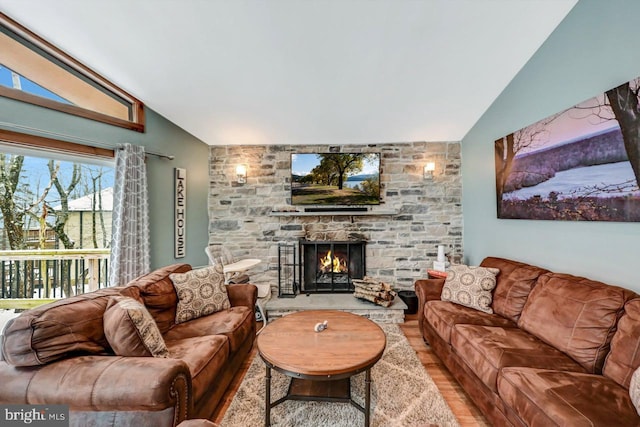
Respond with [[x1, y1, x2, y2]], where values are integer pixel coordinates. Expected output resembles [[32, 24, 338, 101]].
[[495, 76, 640, 222]]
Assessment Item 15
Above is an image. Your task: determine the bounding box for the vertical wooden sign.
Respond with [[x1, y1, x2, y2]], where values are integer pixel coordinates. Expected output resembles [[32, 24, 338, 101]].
[[175, 168, 186, 258]]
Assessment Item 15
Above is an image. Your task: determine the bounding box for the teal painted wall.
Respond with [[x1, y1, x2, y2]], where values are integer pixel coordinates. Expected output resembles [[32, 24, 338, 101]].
[[461, 0, 640, 291], [0, 96, 210, 269]]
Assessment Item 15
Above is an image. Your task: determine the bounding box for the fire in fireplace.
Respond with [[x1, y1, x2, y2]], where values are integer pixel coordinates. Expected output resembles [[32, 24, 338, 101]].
[[319, 250, 348, 274], [299, 240, 366, 293]]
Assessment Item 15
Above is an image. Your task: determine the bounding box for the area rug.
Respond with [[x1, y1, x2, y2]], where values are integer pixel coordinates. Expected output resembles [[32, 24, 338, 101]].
[[221, 323, 460, 426]]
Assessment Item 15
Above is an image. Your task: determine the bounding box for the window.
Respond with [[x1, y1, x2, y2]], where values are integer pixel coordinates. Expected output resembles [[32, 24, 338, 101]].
[[0, 129, 115, 250], [0, 66, 69, 104], [0, 131, 115, 298], [0, 12, 144, 132]]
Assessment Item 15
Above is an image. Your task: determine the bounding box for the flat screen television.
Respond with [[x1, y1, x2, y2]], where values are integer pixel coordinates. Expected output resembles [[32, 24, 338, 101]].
[[291, 153, 381, 205]]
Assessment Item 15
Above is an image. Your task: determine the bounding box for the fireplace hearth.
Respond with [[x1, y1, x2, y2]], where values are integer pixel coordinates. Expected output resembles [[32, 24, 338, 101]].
[[299, 239, 366, 293]]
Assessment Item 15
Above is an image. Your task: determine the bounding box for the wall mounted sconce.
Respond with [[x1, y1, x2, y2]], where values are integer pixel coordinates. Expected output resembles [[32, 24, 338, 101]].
[[423, 162, 436, 180], [236, 164, 247, 184]]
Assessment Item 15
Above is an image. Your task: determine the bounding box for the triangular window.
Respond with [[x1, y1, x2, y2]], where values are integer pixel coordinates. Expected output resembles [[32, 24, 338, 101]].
[[0, 13, 144, 132], [0, 65, 70, 104]]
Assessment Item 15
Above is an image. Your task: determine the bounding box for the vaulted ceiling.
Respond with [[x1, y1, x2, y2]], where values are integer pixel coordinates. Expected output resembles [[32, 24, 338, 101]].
[[0, 0, 578, 146]]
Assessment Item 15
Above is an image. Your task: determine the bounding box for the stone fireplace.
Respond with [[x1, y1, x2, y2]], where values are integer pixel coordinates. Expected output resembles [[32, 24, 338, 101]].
[[299, 239, 366, 293], [208, 142, 463, 295]]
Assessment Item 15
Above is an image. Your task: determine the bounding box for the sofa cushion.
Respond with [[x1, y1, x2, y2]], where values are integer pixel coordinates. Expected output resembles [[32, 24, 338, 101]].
[[166, 335, 229, 405], [498, 367, 639, 426], [424, 300, 516, 344], [451, 324, 586, 392], [163, 306, 253, 354], [103, 296, 169, 358], [604, 298, 640, 389], [441, 264, 499, 314], [480, 257, 549, 323], [170, 266, 230, 324], [123, 263, 192, 334], [518, 272, 632, 374], [0, 287, 125, 367]]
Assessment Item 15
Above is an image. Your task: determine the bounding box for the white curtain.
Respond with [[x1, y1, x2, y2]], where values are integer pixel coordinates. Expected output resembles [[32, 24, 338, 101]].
[[109, 143, 150, 286]]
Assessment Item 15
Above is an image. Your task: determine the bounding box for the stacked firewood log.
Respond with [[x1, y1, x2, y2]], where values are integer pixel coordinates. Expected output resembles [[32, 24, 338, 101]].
[[352, 276, 397, 307]]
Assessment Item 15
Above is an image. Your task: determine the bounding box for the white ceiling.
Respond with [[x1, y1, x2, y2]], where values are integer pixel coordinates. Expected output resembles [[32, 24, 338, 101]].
[[0, 0, 577, 146]]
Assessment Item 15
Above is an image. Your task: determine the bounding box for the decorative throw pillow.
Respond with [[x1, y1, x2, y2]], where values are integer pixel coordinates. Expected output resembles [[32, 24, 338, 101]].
[[631, 366, 640, 416], [441, 264, 500, 314], [170, 265, 230, 324], [103, 296, 169, 358]]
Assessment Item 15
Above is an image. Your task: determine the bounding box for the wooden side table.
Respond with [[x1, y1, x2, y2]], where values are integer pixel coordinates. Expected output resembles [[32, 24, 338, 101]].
[[427, 269, 448, 280]]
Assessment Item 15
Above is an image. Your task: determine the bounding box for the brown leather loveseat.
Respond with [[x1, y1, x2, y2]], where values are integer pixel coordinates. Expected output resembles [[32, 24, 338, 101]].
[[0, 263, 257, 427], [416, 256, 640, 426]]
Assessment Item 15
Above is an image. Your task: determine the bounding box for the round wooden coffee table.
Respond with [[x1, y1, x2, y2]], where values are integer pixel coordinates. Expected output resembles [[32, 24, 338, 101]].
[[257, 310, 386, 427]]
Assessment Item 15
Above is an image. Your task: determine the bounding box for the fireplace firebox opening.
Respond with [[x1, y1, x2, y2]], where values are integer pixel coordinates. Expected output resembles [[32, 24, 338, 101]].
[[299, 239, 366, 293]]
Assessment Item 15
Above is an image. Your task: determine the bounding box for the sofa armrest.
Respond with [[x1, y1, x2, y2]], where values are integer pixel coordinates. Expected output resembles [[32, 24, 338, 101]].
[[0, 355, 191, 419], [415, 278, 445, 334], [227, 283, 257, 309]]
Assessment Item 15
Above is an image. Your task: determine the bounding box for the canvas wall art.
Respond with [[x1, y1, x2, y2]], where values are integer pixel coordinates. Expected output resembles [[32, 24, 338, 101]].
[[495, 76, 640, 222]]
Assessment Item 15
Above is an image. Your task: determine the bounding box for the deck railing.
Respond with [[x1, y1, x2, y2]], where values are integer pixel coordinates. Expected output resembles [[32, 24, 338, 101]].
[[0, 249, 110, 301]]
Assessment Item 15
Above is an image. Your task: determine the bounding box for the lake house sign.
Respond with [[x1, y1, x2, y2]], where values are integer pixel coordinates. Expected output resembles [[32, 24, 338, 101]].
[[175, 168, 186, 258]]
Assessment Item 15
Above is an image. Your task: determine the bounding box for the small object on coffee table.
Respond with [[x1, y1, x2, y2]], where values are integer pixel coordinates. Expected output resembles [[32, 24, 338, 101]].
[[314, 320, 328, 332]]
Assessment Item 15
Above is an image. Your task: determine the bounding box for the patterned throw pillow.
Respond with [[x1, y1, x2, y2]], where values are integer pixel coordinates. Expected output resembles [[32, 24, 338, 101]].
[[103, 296, 169, 358], [170, 266, 230, 324], [631, 367, 640, 416], [441, 264, 500, 314]]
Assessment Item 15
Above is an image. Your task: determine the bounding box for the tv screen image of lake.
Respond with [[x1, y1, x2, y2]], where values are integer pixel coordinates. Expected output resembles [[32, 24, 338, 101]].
[[291, 153, 380, 206]]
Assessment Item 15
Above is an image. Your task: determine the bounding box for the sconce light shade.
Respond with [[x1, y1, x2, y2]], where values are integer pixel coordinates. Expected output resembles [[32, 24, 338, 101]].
[[423, 162, 436, 179], [236, 164, 247, 184]]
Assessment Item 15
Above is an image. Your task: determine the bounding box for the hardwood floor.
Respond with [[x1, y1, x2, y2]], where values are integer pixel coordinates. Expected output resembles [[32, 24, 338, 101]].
[[211, 315, 489, 426], [399, 315, 489, 427]]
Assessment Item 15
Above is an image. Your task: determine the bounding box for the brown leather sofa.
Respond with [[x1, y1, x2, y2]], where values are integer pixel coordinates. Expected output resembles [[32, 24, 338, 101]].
[[416, 256, 640, 426], [0, 263, 257, 427]]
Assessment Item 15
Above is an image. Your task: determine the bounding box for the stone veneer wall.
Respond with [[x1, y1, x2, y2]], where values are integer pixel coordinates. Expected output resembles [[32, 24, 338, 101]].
[[208, 142, 462, 293]]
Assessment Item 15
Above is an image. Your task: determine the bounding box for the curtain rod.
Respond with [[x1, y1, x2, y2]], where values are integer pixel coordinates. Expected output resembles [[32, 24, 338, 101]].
[[0, 122, 174, 160], [116, 146, 174, 160]]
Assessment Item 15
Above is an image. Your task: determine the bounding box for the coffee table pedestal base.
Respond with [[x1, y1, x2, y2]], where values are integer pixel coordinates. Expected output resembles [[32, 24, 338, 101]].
[[264, 366, 372, 427], [288, 377, 351, 401]]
